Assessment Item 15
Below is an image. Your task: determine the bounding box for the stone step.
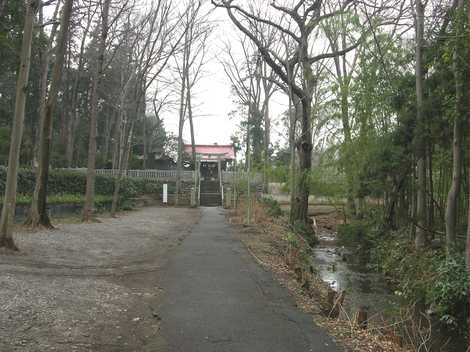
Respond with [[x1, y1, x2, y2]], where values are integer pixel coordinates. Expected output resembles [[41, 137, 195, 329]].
[[201, 186, 220, 193], [200, 184, 220, 193], [200, 193, 222, 207]]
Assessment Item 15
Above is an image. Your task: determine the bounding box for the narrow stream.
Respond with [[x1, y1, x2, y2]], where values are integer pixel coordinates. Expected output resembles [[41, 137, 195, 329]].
[[311, 231, 400, 324]]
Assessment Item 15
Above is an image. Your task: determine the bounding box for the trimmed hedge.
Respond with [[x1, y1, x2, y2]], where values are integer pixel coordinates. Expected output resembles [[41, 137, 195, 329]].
[[0, 168, 162, 199], [13, 194, 113, 207]]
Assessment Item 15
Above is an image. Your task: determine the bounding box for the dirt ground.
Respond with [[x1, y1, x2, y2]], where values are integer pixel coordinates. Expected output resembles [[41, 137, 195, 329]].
[[0, 207, 200, 352]]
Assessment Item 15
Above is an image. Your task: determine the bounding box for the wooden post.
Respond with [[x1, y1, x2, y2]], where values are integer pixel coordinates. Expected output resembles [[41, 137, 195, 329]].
[[356, 306, 368, 329], [327, 288, 346, 319], [225, 187, 232, 208], [218, 158, 224, 206], [247, 150, 252, 224], [294, 267, 303, 282], [190, 187, 196, 207]]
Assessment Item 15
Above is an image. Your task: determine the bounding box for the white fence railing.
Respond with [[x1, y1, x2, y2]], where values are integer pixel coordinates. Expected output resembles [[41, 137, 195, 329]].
[[66, 168, 194, 182], [222, 171, 263, 184], [62, 168, 262, 184]]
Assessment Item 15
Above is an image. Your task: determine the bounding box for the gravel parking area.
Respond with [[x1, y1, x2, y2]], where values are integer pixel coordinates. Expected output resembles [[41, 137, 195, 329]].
[[0, 207, 200, 352]]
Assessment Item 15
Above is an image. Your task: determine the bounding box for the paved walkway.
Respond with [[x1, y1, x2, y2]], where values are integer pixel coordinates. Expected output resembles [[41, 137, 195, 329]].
[[158, 207, 340, 352]]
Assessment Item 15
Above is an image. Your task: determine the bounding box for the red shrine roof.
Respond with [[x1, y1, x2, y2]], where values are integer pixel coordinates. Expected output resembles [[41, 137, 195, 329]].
[[183, 144, 236, 160]]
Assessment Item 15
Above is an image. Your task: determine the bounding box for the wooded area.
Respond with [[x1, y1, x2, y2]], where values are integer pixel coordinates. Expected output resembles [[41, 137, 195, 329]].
[[212, 1, 469, 348], [0, 0, 469, 349], [0, 0, 211, 241]]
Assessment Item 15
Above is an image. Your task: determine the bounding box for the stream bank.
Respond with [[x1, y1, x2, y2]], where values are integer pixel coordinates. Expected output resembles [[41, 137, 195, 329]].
[[228, 200, 409, 352], [278, 201, 400, 326], [311, 222, 400, 326]]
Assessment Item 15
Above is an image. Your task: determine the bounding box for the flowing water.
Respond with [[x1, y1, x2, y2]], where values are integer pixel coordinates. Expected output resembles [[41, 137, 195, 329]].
[[311, 231, 401, 325]]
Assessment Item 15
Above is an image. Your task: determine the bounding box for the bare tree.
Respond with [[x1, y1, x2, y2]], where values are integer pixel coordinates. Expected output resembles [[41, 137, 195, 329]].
[[111, 0, 186, 214], [322, 10, 362, 216], [174, 1, 211, 205], [0, 0, 39, 250], [82, 0, 112, 221], [185, 26, 210, 168], [65, 0, 98, 167], [27, 0, 74, 229], [34, 0, 61, 167], [220, 36, 261, 165], [260, 59, 276, 192], [213, 0, 370, 228]]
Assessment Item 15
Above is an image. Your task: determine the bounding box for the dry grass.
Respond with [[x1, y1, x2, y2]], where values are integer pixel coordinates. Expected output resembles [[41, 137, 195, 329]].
[[228, 200, 411, 352]]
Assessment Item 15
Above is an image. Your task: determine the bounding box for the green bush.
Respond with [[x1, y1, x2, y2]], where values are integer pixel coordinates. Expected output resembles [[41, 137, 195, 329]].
[[0, 168, 161, 201], [265, 164, 289, 183], [337, 220, 372, 247], [233, 178, 258, 196], [427, 257, 470, 336], [259, 196, 283, 217], [144, 181, 162, 194], [372, 235, 470, 341], [2, 194, 113, 209], [309, 166, 346, 198], [337, 220, 383, 268]]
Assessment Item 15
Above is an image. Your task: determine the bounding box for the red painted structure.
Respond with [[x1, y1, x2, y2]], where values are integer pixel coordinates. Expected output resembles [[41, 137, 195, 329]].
[[183, 144, 235, 161]]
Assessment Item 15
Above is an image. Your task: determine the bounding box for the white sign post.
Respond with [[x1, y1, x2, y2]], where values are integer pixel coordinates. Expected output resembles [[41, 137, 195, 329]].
[[163, 183, 168, 204]]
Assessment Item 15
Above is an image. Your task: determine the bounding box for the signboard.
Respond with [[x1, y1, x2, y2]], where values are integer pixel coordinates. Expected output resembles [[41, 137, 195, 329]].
[[163, 183, 168, 204]]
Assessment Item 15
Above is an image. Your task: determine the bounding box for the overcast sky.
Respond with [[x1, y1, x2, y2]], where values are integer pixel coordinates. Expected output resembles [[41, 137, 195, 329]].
[[43, 0, 289, 147], [160, 2, 289, 147]]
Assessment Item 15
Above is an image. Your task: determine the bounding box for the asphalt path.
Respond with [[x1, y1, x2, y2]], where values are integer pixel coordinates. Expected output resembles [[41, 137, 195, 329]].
[[157, 207, 341, 352]]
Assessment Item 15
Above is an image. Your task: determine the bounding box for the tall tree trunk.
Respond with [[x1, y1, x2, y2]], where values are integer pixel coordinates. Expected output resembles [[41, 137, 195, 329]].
[[111, 119, 135, 216], [289, 40, 314, 229], [263, 99, 270, 193], [427, 144, 434, 234], [112, 109, 125, 170], [466, 183, 470, 269], [141, 78, 148, 169], [27, 0, 74, 228], [33, 1, 60, 167], [142, 115, 148, 169], [175, 65, 187, 206], [103, 107, 114, 163], [111, 111, 121, 170], [290, 94, 313, 228], [339, 84, 357, 217], [0, 0, 6, 18], [0, 0, 38, 250], [409, 155, 417, 239], [66, 12, 91, 167], [445, 0, 465, 253], [246, 103, 252, 223], [83, 0, 111, 221], [414, 0, 427, 249], [112, 73, 127, 170], [111, 83, 144, 215], [289, 92, 299, 213], [186, 75, 196, 169]]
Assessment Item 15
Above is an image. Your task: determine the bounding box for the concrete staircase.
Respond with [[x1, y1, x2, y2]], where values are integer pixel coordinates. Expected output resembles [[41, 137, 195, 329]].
[[199, 180, 221, 207]]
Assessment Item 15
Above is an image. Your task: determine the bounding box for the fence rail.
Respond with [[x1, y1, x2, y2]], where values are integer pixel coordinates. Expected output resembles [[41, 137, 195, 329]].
[[221, 171, 263, 184], [66, 168, 195, 181], [59, 168, 263, 184]]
